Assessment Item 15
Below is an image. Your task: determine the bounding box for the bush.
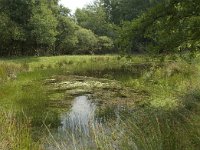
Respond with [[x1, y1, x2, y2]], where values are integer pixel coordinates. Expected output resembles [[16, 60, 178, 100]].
[[74, 28, 98, 54], [95, 36, 114, 54]]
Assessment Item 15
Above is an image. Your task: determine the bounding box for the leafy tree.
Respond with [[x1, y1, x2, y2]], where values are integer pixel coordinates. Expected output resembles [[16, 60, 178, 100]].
[[0, 0, 198, 56], [0, 0, 32, 55], [101, 0, 163, 24], [75, 1, 114, 37], [96, 36, 114, 54], [0, 0, 61, 56], [29, 3, 58, 55], [55, 6, 78, 54], [118, 0, 200, 55], [0, 0, 33, 25], [74, 28, 98, 54]]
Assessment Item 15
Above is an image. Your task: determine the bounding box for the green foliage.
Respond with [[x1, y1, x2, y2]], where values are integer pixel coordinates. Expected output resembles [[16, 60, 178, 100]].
[[0, 0, 116, 56], [0, 0, 199, 56], [75, 1, 111, 36], [118, 0, 200, 55], [145, 0, 200, 53], [0, 12, 25, 55], [55, 7, 78, 54], [74, 28, 98, 54], [0, 0, 35, 55], [29, 3, 58, 55], [101, 0, 163, 24], [96, 36, 114, 54]]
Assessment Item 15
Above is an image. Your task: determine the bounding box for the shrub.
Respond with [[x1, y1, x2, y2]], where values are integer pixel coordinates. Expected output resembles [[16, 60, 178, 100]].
[[74, 28, 98, 54], [95, 36, 114, 54]]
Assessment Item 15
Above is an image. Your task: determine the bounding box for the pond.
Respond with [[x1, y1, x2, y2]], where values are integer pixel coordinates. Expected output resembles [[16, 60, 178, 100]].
[[44, 76, 140, 149]]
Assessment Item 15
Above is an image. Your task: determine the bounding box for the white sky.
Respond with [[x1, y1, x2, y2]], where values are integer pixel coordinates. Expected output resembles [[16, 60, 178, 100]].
[[59, 0, 94, 12]]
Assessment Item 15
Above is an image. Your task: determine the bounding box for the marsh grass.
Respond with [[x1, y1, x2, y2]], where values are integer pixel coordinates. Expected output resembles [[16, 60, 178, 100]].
[[0, 62, 29, 83], [0, 108, 42, 150], [44, 103, 200, 150], [119, 105, 200, 150], [43, 116, 128, 150]]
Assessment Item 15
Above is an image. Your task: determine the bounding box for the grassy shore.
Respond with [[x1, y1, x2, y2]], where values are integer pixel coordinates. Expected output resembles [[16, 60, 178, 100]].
[[0, 55, 200, 150]]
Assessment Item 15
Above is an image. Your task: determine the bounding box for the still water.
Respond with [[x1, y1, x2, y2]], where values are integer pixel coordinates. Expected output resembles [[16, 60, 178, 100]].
[[59, 96, 96, 135], [45, 95, 127, 149]]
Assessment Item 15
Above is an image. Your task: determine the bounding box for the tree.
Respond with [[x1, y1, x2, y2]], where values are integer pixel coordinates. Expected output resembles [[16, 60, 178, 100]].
[[29, 3, 58, 55], [96, 36, 114, 54], [0, 0, 33, 55], [75, 0, 114, 37], [0, 0, 61, 56], [101, 0, 163, 24], [118, 0, 200, 55], [74, 28, 98, 54], [0, 13, 25, 56], [55, 5, 78, 54]]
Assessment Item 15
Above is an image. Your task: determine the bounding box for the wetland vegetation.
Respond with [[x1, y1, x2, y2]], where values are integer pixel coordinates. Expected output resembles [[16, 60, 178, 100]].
[[0, 0, 199, 149], [1, 55, 200, 149]]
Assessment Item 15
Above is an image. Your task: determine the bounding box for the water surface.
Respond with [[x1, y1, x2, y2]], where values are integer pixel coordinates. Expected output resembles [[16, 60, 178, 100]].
[[60, 96, 96, 135]]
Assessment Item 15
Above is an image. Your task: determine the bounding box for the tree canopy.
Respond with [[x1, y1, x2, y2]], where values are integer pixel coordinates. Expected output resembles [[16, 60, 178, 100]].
[[117, 0, 200, 54], [0, 0, 199, 56]]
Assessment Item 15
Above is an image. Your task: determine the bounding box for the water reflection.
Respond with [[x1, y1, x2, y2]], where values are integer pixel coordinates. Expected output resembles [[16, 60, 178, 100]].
[[45, 96, 130, 150], [60, 96, 96, 135]]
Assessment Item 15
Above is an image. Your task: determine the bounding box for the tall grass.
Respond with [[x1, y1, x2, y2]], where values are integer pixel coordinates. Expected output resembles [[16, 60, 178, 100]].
[[0, 62, 29, 83], [44, 107, 200, 150], [0, 108, 41, 150]]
